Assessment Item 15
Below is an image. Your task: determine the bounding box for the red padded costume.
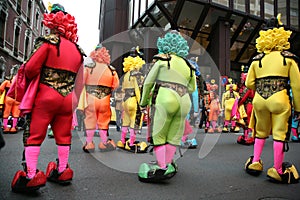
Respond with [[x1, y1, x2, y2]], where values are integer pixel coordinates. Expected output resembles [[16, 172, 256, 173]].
[[24, 35, 84, 145]]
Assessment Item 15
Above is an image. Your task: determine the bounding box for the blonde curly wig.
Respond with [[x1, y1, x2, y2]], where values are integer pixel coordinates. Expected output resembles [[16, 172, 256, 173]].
[[256, 27, 292, 54], [123, 56, 145, 73]]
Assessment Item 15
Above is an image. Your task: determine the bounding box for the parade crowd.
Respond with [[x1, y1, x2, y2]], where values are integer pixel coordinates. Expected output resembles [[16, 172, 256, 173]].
[[0, 2, 299, 195]]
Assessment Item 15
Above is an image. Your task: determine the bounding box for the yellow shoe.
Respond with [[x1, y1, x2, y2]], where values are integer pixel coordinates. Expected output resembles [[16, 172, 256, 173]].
[[267, 163, 300, 184], [222, 127, 229, 133], [137, 141, 148, 152], [245, 156, 263, 176], [116, 140, 125, 148], [233, 126, 240, 133]]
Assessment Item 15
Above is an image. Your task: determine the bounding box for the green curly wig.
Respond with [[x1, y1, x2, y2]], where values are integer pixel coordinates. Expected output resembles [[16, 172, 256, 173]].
[[157, 31, 189, 58]]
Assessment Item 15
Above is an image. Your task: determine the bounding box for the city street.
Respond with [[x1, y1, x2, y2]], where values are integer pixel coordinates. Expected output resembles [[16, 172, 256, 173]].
[[0, 126, 299, 200]]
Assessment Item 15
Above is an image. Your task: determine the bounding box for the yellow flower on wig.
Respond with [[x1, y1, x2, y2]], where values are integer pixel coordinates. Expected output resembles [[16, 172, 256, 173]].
[[123, 56, 145, 73], [256, 27, 292, 54]]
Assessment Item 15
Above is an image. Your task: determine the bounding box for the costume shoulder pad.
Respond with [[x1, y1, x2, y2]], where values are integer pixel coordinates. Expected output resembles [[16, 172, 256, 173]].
[[108, 65, 116, 71], [35, 34, 60, 46], [183, 58, 195, 71], [152, 54, 171, 62], [76, 44, 87, 57], [281, 51, 300, 62], [252, 53, 265, 61]]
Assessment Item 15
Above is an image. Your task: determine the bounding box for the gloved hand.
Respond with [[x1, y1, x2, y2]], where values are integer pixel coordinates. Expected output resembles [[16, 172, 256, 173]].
[[140, 106, 148, 114]]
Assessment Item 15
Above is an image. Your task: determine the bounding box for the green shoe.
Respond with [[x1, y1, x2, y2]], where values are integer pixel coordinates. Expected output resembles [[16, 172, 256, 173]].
[[138, 163, 176, 183]]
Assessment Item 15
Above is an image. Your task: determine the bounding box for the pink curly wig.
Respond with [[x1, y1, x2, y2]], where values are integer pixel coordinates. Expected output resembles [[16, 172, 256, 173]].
[[89, 47, 111, 65], [43, 11, 78, 43]]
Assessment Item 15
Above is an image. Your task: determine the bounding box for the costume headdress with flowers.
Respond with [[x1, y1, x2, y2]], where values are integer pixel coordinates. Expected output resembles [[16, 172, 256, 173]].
[[123, 55, 145, 73], [157, 30, 189, 58], [256, 14, 291, 54], [240, 65, 248, 81], [90, 44, 111, 65], [42, 3, 78, 43], [226, 78, 237, 91]]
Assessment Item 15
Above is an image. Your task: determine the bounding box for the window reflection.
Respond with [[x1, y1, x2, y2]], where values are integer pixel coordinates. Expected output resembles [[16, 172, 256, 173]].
[[234, 0, 245, 12], [212, 0, 229, 7], [237, 19, 257, 42], [290, 0, 299, 29], [278, 0, 287, 25], [264, 0, 274, 19], [240, 44, 256, 63], [250, 0, 260, 16], [150, 6, 169, 28], [178, 1, 204, 30]]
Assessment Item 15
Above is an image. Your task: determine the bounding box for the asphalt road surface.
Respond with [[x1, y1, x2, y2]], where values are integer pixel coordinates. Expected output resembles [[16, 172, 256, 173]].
[[0, 126, 299, 200]]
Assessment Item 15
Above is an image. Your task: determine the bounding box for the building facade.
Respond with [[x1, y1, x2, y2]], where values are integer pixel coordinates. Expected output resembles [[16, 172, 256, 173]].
[[0, 0, 46, 81], [99, 0, 300, 82]]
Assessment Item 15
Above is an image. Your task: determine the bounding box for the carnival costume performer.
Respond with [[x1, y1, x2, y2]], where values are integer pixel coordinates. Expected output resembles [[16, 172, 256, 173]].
[[79, 45, 119, 152], [116, 51, 148, 153], [138, 31, 196, 182], [244, 16, 300, 184], [11, 3, 85, 192], [221, 79, 240, 133], [290, 90, 300, 142], [207, 90, 221, 133], [236, 68, 255, 145], [0, 65, 21, 133], [181, 57, 199, 148], [206, 79, 221, 133]]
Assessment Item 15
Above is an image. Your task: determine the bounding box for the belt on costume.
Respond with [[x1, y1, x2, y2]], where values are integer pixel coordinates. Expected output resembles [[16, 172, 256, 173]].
[[255, 77, 289, 99], [40, 66, 76, 97], [124, 88, 136, 101], [85, 85, 112, 99], [156, 81, 188, 97]]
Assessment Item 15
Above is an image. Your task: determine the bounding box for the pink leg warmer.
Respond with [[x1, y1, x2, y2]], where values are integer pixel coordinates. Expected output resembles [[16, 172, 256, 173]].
[[129, 128, 136, 146], [253, 138, 266, 163], [231, 121, 236, 127], [58, 145, 70, 173], [165, 144, 176, 164], [206, 121, 209, 128], [100, 129, 108, 144], [244, 129, 248, 139], [181, 135, 188, 142], [12, 118, 18, 128], [154, 145, 167, 169], [273, 141, 284, 174], [3, 118, 8, 128], [121, 127, 128, 143], [85, 130, 95, 143], [224, 120, 229, 126], [212, 121, 217, 129], [25, 146, 40, 179]]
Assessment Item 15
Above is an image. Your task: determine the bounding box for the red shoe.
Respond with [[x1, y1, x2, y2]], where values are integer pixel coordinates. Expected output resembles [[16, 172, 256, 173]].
[[46, 161, 73, 185], [11, 170, 46, 193]]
